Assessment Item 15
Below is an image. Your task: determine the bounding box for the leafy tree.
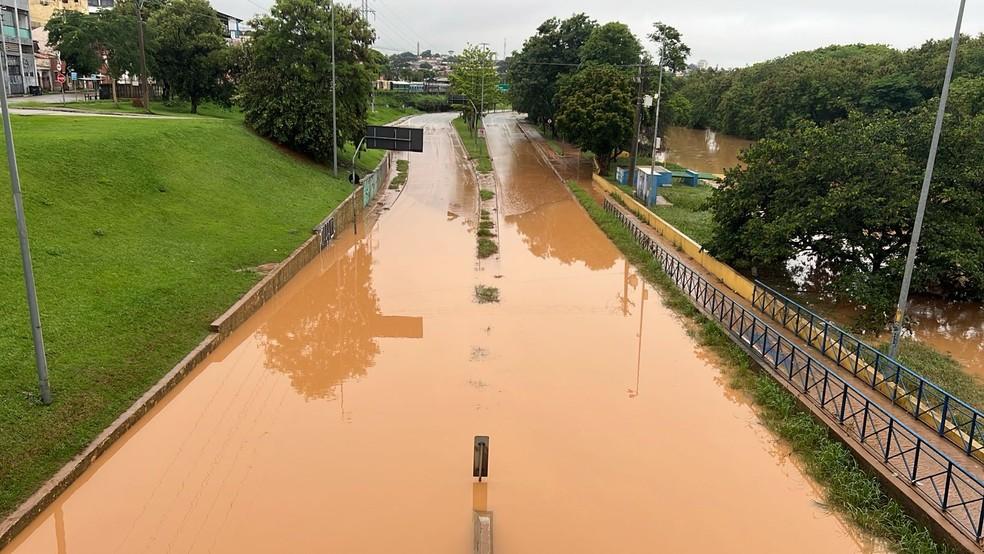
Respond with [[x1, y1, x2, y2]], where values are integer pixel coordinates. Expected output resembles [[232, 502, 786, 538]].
[[449, 44, 499, 127], [580, 22, 641, 67], [239, 0, 376, 162], [508, 13, 596, 134], [96, 9, 139, 105], [149, 0, 230, 113], [706, 108, 984, 325], [860, 74, 923, 112], [45, 11, 104, 77], [648, 22, 690, 73], [555, 64, 633, 174]]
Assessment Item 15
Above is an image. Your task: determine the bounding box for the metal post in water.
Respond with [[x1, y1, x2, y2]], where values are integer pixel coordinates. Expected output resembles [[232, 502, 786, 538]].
[[888, 0, 966, 358], [0, 49, 51, 405]]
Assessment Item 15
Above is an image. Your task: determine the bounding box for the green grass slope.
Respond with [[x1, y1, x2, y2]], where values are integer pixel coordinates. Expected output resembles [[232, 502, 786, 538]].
[[0, 114, 355, 516]]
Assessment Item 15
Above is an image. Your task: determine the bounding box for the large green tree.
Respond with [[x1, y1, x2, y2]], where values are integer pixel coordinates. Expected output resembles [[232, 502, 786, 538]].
[[706, 108, 984, 324], [555, 64, 633, 174], [580, 22, 641, 67], [238, 0, 376, 162], [449, 44, 500, 128], [508, 13, 596, 134], [149, 0, 230, 113], [45, 11, 104, 77]]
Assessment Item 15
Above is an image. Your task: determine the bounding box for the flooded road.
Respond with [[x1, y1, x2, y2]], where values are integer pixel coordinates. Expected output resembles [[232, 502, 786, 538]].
[[5, 113, 877, 553], [662, 126, 752, 174]]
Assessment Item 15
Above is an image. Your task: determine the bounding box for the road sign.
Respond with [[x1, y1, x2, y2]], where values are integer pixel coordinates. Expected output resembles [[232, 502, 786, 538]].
[[70, 71, 77, 81], [473, 436, 489, 481], [497, 83, 509, 92], [364, 125, 424, 153], [55, 73, 65, 84]]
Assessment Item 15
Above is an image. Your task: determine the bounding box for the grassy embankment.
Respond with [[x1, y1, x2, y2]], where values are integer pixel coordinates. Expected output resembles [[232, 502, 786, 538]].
[[567, 179, 949, 554], [452, 116, 492, 173], [0, 103, 415, 518]]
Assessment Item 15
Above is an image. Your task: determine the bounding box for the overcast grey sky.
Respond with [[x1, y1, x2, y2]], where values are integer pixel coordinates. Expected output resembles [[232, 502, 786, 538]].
[[212, 0, 984, 68]]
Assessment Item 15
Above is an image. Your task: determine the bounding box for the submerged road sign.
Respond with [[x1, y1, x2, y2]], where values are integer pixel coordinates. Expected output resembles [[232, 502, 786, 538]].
[[473, 436, 489, 481], [365, 125, 423, 153]]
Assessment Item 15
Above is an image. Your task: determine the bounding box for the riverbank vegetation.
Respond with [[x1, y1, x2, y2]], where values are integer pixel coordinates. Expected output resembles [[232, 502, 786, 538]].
[[567, 179, 948, 554]]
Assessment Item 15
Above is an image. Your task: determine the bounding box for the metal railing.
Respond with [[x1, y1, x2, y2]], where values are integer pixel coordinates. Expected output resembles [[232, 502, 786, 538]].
[[751, 281, 984, 463], [602, 197, 984, 542]]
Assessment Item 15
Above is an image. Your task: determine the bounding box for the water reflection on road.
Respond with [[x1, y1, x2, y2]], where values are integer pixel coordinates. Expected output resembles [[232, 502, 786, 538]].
[[5, 113, 880, 554]]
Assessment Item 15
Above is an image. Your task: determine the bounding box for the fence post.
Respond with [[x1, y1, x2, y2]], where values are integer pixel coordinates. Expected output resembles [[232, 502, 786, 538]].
[[884, 419, 894, 462], [822, 321, 830, 353], [911, 438, 922, 482], [968, 413, 978, 455], [820, 369, 829, 406], [938, 396, 950, 436], [942, 461, 954, 509], [891, 367, 902, 402], [915, 381, 925, 417], [804, 358, 812, 394], [871, 354, 881, 387], [860, 399, 870, 441], [839, 382, 850, 424]]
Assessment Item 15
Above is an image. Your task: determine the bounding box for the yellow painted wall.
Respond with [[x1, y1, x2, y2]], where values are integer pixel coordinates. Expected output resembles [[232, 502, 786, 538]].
[[30, 0, 88, 29], [591, 173, 756, 302]]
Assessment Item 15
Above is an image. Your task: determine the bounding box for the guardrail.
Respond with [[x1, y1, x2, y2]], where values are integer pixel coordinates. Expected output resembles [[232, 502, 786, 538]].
[[603, 197, 984, 543], [751, 281, 984, 464]]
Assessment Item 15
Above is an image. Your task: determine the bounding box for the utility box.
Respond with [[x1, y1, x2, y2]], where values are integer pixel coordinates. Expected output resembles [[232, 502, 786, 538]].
[[683, 169, 700, 187], [634, 165, 672, 206], [615, 166, 629, 185]]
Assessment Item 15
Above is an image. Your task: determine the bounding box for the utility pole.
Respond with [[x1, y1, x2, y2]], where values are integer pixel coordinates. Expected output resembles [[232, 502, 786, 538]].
[[479, 43, 490, 120], [628, 64, 644, 190], [0, 49, 52, 405], [134, 0, 150, 112], [331, 0, 337, 176], [889, 0, 966, 358], [650, 48, 666, 185]]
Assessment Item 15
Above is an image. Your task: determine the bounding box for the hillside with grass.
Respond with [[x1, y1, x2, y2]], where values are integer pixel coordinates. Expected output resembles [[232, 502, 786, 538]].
[[0, 107, 409, 517]]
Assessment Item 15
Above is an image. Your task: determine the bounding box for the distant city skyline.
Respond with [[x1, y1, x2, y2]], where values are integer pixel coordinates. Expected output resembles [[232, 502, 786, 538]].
[[212, 0, 984, 68]]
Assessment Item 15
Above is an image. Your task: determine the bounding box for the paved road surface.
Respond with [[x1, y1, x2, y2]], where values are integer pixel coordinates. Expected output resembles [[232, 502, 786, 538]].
[[3, 112, 880, 553]]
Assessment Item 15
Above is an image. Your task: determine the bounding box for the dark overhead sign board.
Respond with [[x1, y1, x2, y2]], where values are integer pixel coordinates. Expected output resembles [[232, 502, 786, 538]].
[[365, 125, 424, 153]]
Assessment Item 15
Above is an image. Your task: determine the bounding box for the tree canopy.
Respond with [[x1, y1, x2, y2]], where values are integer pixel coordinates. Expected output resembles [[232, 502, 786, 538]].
[[149, 0, 231, 112], [449, 44, 500, 124], [580, 22, 641, 67], [705, 107, 984, 323], [555, 64, 634, 174], [507, 13, 596, 133], [238, 0, 377, 162]]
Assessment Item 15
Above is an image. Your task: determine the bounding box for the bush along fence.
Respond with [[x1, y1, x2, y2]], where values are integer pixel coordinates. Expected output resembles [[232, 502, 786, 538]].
[[752, 281, 984, 466], [603, 196, 984, 546]]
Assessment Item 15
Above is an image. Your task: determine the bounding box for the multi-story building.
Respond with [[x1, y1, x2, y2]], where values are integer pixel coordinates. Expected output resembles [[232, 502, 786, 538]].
[[2, 0, 37, 94]]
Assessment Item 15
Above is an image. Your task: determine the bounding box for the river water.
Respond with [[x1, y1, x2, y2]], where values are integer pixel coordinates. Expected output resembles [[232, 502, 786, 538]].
[[661, 126, 752, 175], [3, 113, 879, 553]]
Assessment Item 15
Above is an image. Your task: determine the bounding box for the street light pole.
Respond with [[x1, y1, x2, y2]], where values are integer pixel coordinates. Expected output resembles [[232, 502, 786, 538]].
[[0, 50, 52, 405], [331, 0, 338, 176], [134, 0, 150, 112], [649, 48, 665, 185], [888, 0, 966, 358]]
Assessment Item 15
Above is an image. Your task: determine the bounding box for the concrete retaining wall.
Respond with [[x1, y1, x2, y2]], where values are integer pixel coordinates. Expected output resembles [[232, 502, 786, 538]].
[[592, 173, 756, 301]]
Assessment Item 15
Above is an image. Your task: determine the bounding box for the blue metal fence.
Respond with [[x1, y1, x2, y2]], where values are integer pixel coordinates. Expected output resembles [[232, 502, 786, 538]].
[[751, 281, 984, 463], [603, 197, 984, 543]]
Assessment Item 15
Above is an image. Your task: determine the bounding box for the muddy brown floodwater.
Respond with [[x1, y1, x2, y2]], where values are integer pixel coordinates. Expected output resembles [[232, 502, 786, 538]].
[[5, 113, 883, 553], [662, 126, 753, 175]]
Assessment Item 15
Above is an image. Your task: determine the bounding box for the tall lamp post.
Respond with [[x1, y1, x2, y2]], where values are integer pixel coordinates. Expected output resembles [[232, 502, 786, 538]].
[[331, 0, 338, 176], [888, 0, 966, 358], [649, 46, 665, 183], [0, 50, 52, 405]]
